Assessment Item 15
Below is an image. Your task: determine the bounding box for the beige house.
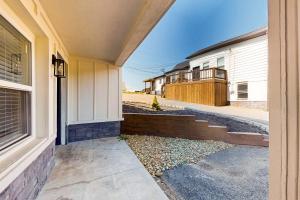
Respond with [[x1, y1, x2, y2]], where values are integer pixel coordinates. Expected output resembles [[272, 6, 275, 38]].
[[0, 0, 173, 199]]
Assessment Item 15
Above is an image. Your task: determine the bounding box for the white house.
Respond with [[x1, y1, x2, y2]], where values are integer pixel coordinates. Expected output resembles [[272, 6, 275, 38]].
[[0, 0, 173, 199], [187, 27, 268, 110], [144, 75, 165, 95], [144, 60, 190, 95]]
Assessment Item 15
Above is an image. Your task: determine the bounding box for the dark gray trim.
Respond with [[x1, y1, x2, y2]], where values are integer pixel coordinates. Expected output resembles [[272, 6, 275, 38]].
[[186, 27, 268, 59], [67, 121, 120, 143]]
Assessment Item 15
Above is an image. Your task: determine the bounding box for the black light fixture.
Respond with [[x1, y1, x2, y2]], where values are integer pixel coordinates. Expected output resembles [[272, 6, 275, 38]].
[[52, 54, 66, 78]]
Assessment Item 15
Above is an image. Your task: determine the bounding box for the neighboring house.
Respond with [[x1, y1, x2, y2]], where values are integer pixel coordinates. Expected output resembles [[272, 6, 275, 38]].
[[0, 0, 173, 199], [143, 60, 190, 95], [148, 27, 268, 109], [187, 27, 268, 110], [165, 60, 190, 84], [144, 75, 165, 95]]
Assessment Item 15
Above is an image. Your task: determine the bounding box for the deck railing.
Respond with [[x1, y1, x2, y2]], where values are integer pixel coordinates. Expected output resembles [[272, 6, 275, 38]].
[[166, 67, 227, 84]]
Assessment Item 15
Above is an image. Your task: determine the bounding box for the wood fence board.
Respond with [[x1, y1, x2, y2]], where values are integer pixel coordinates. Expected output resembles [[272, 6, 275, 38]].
[[165, 79, 227, 106]]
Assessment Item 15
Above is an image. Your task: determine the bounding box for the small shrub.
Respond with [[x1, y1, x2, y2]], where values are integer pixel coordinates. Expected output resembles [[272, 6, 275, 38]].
[[152, 96, 161, 111], [118, 135, 128, 141]]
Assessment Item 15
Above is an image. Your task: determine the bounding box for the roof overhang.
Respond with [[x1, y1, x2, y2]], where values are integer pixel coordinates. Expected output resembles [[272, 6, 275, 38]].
[[144, 74, 165, 82], [40, 0, 174, 66], [186, 27, 268, 59]]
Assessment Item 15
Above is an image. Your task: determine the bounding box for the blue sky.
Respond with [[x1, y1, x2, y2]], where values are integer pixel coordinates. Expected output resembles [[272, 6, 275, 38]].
[[123, 0, 268, 91]]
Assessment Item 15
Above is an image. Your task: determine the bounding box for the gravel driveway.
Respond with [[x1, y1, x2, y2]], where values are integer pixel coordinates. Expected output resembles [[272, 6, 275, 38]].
[[161, 146, 269, 200]]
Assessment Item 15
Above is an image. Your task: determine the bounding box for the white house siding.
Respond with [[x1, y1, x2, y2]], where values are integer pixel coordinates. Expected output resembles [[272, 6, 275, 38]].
[[189, 35, 268, 109], [190, 50, 230, 70], [68, 57, 122, 124], [153, 77, 164, 95], [228, 36, 268, 104]]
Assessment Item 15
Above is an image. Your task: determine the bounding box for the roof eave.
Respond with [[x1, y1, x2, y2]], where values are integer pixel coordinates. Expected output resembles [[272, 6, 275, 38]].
[[186, 27, 268, 59]]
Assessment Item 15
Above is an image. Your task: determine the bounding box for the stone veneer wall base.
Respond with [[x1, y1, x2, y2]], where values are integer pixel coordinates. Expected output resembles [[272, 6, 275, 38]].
[[68, 121, 120, 143], [0, 141, 55, 200]]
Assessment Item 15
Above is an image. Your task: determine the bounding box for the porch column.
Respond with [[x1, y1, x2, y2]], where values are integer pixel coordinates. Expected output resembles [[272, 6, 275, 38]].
[[269, 0, 300, 199]]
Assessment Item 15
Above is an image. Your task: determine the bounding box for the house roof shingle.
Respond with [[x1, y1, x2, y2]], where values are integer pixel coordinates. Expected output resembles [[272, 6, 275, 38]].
[[165, 60, 190, 74], [186, 27, 268, 59]]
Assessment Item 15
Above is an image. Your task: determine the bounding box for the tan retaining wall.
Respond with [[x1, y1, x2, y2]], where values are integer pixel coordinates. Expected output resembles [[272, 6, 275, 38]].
[[121, 113, 268, 147]]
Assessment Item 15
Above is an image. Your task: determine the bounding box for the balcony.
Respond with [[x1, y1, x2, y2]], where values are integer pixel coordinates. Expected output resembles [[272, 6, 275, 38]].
[[164, 68, 228, 106]]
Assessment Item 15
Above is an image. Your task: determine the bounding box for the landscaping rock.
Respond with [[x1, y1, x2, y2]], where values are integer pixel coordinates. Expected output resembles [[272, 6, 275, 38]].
[[124, 134, 233, 176]]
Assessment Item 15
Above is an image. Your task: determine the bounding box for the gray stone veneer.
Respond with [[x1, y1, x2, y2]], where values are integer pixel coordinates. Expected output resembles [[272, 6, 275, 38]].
[[0, 141, 55, 200], [68, 121, 120, 143]]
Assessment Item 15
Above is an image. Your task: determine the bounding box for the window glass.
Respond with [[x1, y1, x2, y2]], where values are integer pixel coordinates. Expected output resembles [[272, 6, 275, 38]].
[[0, 88, 31, 150], [217, 57, 225, 69], [0, 16, 32, 150], [192, 66, 200, 80], [0, 16, 31, 85], [203, 62, 209, 69]]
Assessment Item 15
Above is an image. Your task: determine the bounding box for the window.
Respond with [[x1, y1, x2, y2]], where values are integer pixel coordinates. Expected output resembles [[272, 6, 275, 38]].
[[203, 62, 209, 69], [166, 76, 170, 84], [171, 75, 176, 83], [0, 16, 32, 150], [217, 57, 225, 69], [192, 66, 200, 80], [237, 82, 248, 99]]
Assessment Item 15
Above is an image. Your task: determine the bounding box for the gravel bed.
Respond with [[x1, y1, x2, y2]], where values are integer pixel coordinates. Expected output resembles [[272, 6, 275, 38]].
[[123, 134, 233, 176]]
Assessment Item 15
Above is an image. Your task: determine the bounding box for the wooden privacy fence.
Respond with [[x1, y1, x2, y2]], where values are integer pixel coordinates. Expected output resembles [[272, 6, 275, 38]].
[[165, 79, 228, 106], [164, 67, 228, 106]]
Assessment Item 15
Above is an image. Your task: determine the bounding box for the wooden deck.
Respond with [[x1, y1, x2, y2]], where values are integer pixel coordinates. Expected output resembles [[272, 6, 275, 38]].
[[164, 68, 228, 106]]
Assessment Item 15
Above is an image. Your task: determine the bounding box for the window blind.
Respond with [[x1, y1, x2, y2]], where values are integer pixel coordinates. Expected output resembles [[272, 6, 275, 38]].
[[0, 88, 31, 149], [0, 15, 32, 150], [0, 16, 31, 86]]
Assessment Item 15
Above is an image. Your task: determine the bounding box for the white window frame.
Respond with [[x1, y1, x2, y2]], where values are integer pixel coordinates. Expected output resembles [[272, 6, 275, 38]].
[[203, 61, 210, 69], [0, 14, 36, 153]]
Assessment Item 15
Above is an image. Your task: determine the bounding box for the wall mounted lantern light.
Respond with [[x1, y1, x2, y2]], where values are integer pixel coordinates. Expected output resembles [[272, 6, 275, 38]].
[[52, 54, 66, 78]]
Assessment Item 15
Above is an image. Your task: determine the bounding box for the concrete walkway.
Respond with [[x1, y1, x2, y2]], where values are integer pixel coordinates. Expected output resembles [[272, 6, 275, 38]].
[[37, 138, 168, 200], [123, 93, 269, 124]]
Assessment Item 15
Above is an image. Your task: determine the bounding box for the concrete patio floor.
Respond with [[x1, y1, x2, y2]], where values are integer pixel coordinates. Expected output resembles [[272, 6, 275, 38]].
[[37, 137, 168, 200]]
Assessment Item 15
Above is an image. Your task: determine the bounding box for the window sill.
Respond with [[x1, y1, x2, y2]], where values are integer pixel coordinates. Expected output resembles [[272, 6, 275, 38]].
[[0, 135, 55, 193]]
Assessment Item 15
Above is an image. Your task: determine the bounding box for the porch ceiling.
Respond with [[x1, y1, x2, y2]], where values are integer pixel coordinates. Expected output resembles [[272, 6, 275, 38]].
[[39, 0, 174, 65]]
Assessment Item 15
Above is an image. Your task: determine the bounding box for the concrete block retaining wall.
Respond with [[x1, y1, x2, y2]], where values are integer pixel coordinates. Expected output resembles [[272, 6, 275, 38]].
[[121, 113, 268, 147], [184, 108, 269, 135]]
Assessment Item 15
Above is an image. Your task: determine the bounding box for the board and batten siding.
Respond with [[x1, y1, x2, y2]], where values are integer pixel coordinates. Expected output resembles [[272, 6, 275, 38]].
[[189, 35, 268, 103], [68, 57, 122, 124]]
